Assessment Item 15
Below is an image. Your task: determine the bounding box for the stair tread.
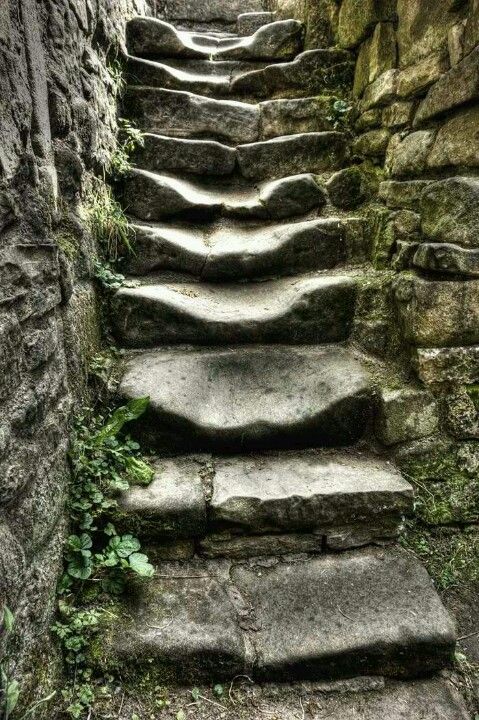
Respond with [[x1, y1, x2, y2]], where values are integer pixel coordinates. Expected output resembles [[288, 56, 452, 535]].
[[124, 168, 327, 221], [118, 344, 373, 450], [127, 49, 354, 99], [112, 274, 357, 347], [103, 547, 456, 681], [127, 17, 304, 61], [126, 217, 354, 278], [164, 0, 263, 25], [118, 449, 413, 550]]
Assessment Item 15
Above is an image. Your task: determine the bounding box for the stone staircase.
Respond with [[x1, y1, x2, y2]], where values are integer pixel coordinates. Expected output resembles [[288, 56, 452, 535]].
[[99, 3, 470, 715]]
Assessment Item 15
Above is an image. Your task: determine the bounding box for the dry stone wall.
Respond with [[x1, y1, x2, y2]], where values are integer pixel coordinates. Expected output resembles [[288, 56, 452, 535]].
[[0, 0, 150, 699]]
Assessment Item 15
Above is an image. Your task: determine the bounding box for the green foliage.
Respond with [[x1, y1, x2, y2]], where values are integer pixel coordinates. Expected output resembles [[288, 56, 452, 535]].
[[53, 400, 154, 718], [107, 118, 145, 181], [93, 259, 126, 290], [107, 59, 126, 97], [327, 98, 353, 129], [84, 176, 133, 262]]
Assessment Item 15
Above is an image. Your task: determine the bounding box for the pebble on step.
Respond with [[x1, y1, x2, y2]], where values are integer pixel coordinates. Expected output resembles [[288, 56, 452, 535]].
[[126, 218, 348, 279], [126, 17, 304, 62], [118, 345, 373, 451], [111, 275, 358, 347], [124, 168, 327, 221]]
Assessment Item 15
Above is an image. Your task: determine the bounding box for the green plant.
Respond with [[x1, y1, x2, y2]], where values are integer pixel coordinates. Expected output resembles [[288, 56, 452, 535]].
[[107, 59, 126, 97], [84, 176, 133, 261], [93, 259, 126, 290], [108, 119, 145, 181], [53, 399, 155, 718], [327, 98, 353, 129]]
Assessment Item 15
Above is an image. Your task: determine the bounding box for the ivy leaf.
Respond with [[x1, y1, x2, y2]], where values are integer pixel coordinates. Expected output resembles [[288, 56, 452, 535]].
[[103, 523, 117, 537], [67, 557, 92, 580], [68, 534, 93, 553], [128, 553, 154, 577], [113, 535, 141, 559], [93, 397, 150, 443], [1, 605, 14, 633]]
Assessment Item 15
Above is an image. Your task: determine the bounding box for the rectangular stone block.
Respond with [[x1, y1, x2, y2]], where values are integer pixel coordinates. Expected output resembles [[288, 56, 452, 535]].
[[427, 105, 479, 169], [396, 53, 449, 99], [376, 387, 439, 445], [414, 346, 479, 385]]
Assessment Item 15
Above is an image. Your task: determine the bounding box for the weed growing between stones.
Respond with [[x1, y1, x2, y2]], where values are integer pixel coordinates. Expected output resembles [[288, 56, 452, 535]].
[[107, 119, 145, 181], [52, 399, 155, 719], [84, 176, 132, 263]]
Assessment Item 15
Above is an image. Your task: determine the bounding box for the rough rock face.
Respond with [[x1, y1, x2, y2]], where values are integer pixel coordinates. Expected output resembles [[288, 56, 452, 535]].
[[0, 0, 148, 700]]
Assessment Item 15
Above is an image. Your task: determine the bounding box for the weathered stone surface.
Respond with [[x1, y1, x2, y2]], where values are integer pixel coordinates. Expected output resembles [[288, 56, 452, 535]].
[[386, 131, 435, 178], [118, 457, 207, 538], [396, 0, 464, 68], [135, 133, 236, 175], [0, 522, 27, 606], [382, 100, 414, 128], [326, 166, 371, 209], [396, 53, 449, 99], [414, 346, 479, 385], [232, 548, 456, 679], [112, 275, 357, 346], [353, 128, 390, 157], [369, 21, 397, 84], [127, 17, 304, 62], [379, 180, 432, 209], [354, 38, 373, 98], [259, 96, 338, 138], [355, 108, 382, 130], [165, 0, 262, 23], [464, 0, 479, 54], [237, 131, 348, 179], [119, 346, 373, 450], [338, 0, 396, 49], [448, 21, 467, 66], [394, 274, 479, 347], [124, 87, 260, 144], [361, 69, 398, 110], [125, 169, 326, 221], [237, 12, 276, 36], [108, 561, 246, 682], [420, 177, 479, 247], [209, 451, 412, 534], [376, 387, 439, 446], [414, 243, 479, 277], [427, 105, 479, 169], [415, 46, 479, 124], [126, 218, 349, 279], [127, 55, 230, 95], [199, 533, 324, 558], [231, 49, 355, 98]]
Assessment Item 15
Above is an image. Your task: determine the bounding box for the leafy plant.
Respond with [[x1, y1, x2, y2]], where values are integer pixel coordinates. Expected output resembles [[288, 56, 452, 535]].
[[93, 259, 126, 290], [108, 118, 145, 181], [84, 176, 133, 262], [53, 399, 155, 718], [327, 98, 353, 129]]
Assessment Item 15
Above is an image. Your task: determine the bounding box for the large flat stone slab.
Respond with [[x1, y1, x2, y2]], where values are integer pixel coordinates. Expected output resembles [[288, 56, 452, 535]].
[[237, 132, 348, 179], [232, 548, 456, 680], [102, 548, 456, 681], [126, 218, 349, 278], [420, 177, 479, 248], [413, 243, 479, 278], [231, 49, 355, 98], [259, 96, 339, 138], [127, 18, 304, 61], [118, 345, 373, 451], [111, 275, 357, 347], [210, 451, 412, 531], [124, 169, 326, 221], [134, 134, 236, 175], [127, 56, 233, 96], [124, 87, 260, 144]]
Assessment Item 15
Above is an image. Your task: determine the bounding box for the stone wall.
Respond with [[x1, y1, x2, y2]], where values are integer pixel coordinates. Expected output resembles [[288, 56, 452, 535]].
[[0, 0, 149, 704]]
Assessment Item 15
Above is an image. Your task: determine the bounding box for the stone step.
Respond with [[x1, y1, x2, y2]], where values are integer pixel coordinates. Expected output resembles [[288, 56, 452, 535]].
[[134, 131, 347, 178], [118, 345, 373, 451], [117, 450, 413, 555], [124, 169, 326, 221], [126, 17, 304, 62], [111, 275, 357, 347], [123, 87, 260, 144], [97, 547, 456, 682], [237, 11, 276, 36], [164, 0, 263, 26], [126, 217, 353, 278], [127, 49, 354, 99], [237, 131, 348, 179]]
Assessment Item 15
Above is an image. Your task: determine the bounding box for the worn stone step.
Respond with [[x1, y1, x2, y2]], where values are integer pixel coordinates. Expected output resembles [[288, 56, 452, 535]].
[[98, 547, 456, 682], [118, 345, 373, 451], [231, 49, 355, 99], [237, 132, 348, 179], [127, 18, 304, 61], [123, 87, 260, 144], [259, 96, 343, 138], [133, 134, 237, 175], [124, 169, 326, 221], [164, 0, 263, 25], [237, 11, 276, 36], [117, 450, 413, 554], [111, 275, 357, 347], [127, 49, 354, 99], [126, 218, 352, 278]]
